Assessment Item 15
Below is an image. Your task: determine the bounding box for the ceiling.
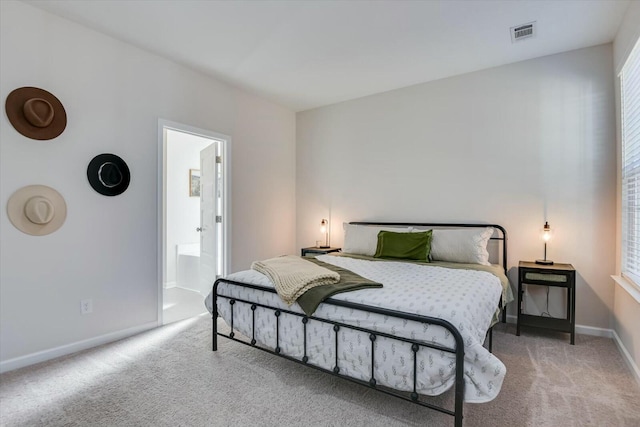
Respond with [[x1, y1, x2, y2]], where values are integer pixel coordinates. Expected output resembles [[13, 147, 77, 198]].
[[26, 0, 630, 112]]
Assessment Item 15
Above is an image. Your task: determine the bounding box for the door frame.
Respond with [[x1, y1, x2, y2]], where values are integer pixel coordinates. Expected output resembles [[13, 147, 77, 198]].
[[157, 119, 232, 326]]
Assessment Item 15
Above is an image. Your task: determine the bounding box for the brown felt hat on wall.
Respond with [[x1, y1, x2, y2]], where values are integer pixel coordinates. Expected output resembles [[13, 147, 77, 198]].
[[7, 185, 67, 236], [5, 87, 67, 140]]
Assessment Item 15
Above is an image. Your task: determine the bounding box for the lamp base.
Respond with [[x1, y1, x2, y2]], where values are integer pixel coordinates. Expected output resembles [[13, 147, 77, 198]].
[[319, 245, 330, 249], [535, 259, 554, 265]]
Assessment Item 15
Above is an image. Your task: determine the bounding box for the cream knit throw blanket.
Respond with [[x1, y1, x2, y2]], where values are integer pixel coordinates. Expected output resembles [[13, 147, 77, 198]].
[[251, 255, 340, 305]]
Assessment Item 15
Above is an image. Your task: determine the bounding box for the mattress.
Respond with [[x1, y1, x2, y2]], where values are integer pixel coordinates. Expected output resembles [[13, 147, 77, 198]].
[[205, 254, 506, 403]]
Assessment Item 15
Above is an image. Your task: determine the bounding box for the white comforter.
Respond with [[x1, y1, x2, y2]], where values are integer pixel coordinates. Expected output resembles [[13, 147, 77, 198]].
[[205, 255, 506, 403]]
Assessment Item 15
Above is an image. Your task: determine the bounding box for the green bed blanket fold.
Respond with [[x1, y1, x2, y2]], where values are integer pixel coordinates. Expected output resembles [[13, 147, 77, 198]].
[[297, 259, 382, 316]]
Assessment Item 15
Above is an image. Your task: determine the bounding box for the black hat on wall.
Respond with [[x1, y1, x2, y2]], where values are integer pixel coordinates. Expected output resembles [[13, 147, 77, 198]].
[[87, 153, 130, 196]]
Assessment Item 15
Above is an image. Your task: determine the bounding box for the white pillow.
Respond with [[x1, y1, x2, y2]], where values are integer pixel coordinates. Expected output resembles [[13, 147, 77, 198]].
[[430, 227, 494, 265], [342, 223, 412, 256]]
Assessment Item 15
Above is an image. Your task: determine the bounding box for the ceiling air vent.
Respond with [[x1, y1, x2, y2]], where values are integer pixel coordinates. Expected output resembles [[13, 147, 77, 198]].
[[510, 22, 536, 43]]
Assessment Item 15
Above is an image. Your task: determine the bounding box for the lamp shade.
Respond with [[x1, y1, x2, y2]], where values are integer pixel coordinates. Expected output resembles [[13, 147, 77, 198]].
[[536, 221, 554, 265], [541, 221, 552, 242], [319, 219, 329, 248]]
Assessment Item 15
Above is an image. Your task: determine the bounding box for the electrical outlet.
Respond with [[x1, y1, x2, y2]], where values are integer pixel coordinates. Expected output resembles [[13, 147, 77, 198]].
[[80, 299, 93, 314]]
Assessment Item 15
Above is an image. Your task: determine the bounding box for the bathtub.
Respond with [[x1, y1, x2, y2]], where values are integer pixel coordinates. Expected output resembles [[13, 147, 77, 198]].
[[177, 243, 201, 293]]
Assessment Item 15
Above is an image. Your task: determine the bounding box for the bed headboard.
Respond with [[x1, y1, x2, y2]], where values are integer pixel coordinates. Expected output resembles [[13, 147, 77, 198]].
[[348, 222, 508, 274]]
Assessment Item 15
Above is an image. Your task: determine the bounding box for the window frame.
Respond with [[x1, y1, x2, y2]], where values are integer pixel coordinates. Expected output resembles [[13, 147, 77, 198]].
[[619, 37, 640, 289]]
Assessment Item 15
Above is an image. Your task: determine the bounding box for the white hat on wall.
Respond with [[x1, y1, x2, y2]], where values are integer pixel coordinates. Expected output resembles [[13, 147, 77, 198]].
[[7, 185, 67, 236]]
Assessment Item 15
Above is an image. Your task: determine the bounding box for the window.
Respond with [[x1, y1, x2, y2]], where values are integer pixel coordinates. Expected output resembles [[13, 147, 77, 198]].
[[621, 38, 640, 286]]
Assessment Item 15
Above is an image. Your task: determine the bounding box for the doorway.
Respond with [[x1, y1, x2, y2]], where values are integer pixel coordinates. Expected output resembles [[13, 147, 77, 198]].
[[158, 120, 231, 325]]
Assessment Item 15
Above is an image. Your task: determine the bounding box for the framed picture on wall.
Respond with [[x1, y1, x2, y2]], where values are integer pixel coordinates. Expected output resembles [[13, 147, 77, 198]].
[[189, 169, 201, 197]]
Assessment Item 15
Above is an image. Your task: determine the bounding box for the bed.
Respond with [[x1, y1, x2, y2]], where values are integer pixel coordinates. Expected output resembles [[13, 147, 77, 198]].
[[205, 222, 512, 427]]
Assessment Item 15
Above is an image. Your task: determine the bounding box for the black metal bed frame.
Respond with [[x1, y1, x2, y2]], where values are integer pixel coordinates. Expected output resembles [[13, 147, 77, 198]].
[[212, 223, 508, 427]]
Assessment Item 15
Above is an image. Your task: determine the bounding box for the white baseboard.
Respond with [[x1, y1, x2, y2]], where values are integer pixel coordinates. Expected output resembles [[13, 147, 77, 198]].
[[575, 324, 613, 338], [164, 281, 177, 289], [612, 329, 640, 386], [0, 321, 157, 374]]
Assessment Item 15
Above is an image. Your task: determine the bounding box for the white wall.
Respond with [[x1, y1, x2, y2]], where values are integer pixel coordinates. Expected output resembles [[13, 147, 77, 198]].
[[297, 44, 616, 329], [0, 1, 296, 368], [612, 0, 640, 377], [165, 130, 212, 287]]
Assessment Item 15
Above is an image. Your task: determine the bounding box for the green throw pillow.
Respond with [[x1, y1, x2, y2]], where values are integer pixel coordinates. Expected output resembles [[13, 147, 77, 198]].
[[374, 230, 432, 261]]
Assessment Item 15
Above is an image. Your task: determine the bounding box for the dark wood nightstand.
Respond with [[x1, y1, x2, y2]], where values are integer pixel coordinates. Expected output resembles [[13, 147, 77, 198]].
[[301, 247, 341, 257], [517, 261, 576, 344]]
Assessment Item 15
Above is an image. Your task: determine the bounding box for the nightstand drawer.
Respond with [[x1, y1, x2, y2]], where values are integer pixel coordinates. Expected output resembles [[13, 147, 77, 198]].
[[301, 247, 341, 257], [523, 272, 568, 283]]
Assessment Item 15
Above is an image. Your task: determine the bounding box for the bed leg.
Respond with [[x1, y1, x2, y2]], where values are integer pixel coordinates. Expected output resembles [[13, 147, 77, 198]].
[[454, 341, 465, 427], [212, 309, 218, 351], [501, 305, 507, 323], [212, 281, 218, 352]]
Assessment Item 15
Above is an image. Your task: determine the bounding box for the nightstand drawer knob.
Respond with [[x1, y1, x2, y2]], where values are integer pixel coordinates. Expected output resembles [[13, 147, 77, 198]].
[[524, 272, 567, 282]]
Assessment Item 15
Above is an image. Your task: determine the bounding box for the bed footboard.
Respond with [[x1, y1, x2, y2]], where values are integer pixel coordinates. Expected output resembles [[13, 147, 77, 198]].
[[212, 278, 466, 427]]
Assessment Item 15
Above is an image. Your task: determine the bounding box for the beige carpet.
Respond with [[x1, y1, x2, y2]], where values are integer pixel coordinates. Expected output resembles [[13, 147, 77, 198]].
[[1, 316, 639, 427]]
